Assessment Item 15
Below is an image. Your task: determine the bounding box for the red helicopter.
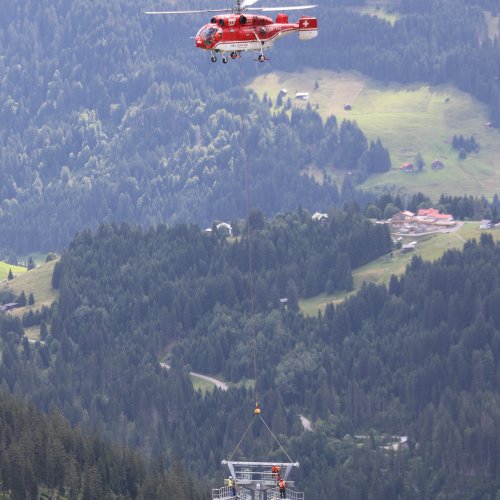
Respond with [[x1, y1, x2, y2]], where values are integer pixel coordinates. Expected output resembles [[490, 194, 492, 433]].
[[146, 0, 318, 63]]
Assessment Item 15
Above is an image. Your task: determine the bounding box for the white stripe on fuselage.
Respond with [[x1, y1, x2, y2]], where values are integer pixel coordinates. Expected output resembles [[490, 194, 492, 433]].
[[212, 27, 298, 53]]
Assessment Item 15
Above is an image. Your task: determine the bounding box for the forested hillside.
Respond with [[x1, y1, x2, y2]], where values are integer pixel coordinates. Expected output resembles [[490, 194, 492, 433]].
[[0, 211, 391, 474], [2, 214, 500, 497], [2, 0, 499, 255], [0, 392, 207, 499], [0, 0, 387, 255], [278, 0, 500, 124], [2, 1, 500, 497]]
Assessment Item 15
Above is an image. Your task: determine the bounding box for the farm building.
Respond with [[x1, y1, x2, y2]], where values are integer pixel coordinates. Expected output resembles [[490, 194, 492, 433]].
[[400, 162, 414, 172], [216, 222, 233, 236], [388, 211, 415, 227], [205, 222, 233, 236], [417, 208, 453, 221], [295, 92, 309, 100], [416, 208, 456, 227], [401, 242, 417, 253], [344, 103, 352, 111], [479, 220, 494, 229], [389, 208, 456, 232], [0, 302, 18, 313], [312, 212, 328, 223], [431, 160, 445, 170]]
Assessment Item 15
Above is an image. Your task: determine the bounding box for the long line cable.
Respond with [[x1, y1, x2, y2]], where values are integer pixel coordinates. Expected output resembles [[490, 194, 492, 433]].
[[240, 62, 259, 404], [227, 60, 295, 465], [228, 413, 256, 461], [227, 412, 295, 463], [258, 415, 294, 463]]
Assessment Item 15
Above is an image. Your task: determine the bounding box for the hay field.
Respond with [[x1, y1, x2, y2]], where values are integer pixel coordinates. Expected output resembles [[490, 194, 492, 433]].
[[2, 259, 59, 318], [249, 69, 500, 200], [299, 222, 500, 315]]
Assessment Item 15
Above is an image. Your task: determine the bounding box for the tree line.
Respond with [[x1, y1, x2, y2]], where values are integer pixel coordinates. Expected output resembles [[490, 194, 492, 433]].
[[1, 0, 497, 256], [0, 0, 393, 256], [2, 212, 500, 496], [0, 391, 207, 500], [274, 0, 500, 126], [0, 210, 390, 485]]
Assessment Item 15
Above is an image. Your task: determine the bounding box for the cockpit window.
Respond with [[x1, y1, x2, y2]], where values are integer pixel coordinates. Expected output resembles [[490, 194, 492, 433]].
[[204, 27, 216, 38], [201, 26, 222, 47]]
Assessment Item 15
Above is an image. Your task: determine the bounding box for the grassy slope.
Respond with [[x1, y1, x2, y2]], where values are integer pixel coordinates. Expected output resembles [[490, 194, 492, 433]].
[[191, 374, 255, 394], [249, 70, 500, 199], [300, 222, 500, 316], [190, 374, 217, 395], [0, 261, 26, 281], [2, 260, 59, 332]]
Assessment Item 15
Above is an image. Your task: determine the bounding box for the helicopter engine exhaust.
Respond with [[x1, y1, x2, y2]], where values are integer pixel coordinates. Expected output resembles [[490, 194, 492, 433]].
[[275, 13, 288, 23]]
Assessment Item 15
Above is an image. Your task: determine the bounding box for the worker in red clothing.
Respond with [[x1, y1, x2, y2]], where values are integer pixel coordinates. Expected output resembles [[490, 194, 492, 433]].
[[271, 465, 281, 480], [278, 478, 286, 498]]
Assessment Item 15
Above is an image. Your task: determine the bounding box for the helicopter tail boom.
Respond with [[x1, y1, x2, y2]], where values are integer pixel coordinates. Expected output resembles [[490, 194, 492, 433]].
[[298, 16, 317, 40]]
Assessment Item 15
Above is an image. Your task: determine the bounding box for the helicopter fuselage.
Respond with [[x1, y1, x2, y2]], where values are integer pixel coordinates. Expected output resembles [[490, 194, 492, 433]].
[[195, 13, 317, 54]]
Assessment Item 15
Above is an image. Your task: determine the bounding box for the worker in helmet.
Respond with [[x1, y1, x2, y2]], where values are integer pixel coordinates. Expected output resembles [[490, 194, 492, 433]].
[[278, 477, 286, 498], [226, 475, 236, 497]]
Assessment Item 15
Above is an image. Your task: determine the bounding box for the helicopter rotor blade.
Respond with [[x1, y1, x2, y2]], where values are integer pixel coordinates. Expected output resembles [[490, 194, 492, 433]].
[[241, 0, 260, 7], [251, 4, 317, 11], [145, 9, 231, 14]]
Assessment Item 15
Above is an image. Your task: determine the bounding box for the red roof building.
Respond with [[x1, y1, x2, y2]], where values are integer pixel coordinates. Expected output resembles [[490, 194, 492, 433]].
[[400, 162, 414, 172], [417, 208, 454, 221]]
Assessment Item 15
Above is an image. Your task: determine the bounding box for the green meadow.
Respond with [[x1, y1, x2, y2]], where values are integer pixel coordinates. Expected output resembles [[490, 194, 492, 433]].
[[300, 222, 500, 316], [2, 259, 59, 319], [249, 70, 500, 200], [190, 374, 218, 395], [0, 261, 26, 281]]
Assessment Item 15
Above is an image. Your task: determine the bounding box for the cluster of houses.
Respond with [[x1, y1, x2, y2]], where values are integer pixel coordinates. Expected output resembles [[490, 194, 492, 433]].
[[205, 213, 329, 237], [279, 89, 311, 101], [400, 160, 445, 172], [389, 208, 456, 234]]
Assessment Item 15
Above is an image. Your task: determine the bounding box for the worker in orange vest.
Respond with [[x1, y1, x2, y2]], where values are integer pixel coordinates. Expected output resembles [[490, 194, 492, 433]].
[[271, 465, 281, 480], [279, 478, 286, 498]]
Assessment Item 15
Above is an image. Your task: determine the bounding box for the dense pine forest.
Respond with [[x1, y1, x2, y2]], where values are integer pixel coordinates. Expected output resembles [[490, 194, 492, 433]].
[[1, 0, 500, 255], [0, 0, 386, 255], [0, 392, 207, 499], [2, 215, 500, 498], [292, 0, 500, 123], [2, 0, 500, 498]]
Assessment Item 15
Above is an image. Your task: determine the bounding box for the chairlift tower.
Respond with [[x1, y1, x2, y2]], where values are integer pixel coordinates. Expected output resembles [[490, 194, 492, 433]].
[[212, 460, 303, 500]]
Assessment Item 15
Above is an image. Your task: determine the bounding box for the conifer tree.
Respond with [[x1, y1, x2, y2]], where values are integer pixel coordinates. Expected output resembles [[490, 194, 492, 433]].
[[40, 320, 48, 341]]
